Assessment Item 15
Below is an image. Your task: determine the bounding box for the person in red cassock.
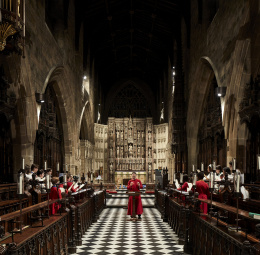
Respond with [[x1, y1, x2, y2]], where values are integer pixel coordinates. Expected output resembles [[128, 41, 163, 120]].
[[49, 177, 61, 215], [127, 172, 143, 219], [67, 174, 77, 193], [194, 171, 211, 214]]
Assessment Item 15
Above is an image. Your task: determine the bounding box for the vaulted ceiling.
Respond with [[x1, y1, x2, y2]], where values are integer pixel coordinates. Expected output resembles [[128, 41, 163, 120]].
[[77, 0, 186, 95]]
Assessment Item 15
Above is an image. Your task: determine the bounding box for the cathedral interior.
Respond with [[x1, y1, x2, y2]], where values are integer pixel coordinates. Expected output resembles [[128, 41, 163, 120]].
[[0, 0, 260, 254]]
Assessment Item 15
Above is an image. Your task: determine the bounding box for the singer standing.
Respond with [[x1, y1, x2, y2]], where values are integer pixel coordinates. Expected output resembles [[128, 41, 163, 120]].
[[127, 172, 143, 219]]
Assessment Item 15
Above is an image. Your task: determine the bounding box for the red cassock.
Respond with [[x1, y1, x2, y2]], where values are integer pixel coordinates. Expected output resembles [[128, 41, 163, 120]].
[[177, 182, 188, 192], [195, 180, 210, 214], [49, 186, 62, 215], [67, 181, 77, 192], [177, 182, 188, 201], [127, 179, 143, 216]]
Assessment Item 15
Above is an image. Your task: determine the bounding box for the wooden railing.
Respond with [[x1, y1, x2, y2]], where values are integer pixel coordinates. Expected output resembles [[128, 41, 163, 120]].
[[0, 188, 106, 254], [156, 191, 260, 255]]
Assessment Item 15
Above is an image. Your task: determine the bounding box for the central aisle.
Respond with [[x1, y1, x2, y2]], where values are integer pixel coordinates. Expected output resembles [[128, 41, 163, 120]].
[[74, 208, 185, 255], [73, 189, 186, 255]]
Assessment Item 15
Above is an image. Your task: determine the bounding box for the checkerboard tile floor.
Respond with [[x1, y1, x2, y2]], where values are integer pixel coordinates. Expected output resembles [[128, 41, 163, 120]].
[[72, 208, 186, 255], [106, 198, 154, 207]]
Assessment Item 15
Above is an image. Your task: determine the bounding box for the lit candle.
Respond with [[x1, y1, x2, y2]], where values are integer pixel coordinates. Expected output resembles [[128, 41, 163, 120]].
[[233, 158, 236, 171], [201, 163, 204, 172], [180, 173, 183, 183], [192, 164, 195, 172], [213, 161, 216, 171], [22, 158, 25, 170], [236, 173, 240, 193], [44, 161, 47, 170], [193, 173, 197, 186]]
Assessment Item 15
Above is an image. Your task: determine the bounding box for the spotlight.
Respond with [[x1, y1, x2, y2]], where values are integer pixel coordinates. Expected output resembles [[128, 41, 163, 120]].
[[215, 87, 226, 97], [35, 93, 45, 103]]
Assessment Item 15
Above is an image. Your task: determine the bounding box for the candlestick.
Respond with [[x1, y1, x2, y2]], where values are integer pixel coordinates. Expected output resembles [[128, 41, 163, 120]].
[[22, 158, 25, 170], [201, 162, 204, 172], [46, 173, 50, 190], [44, 161, 47, 170], [193, 173, 197, 186], [236, 173, 240, 193], [180, 173, 183, 183], [213, 160, 216, 171], [233, 158, 236, 171], [210, 172, 213, 188]]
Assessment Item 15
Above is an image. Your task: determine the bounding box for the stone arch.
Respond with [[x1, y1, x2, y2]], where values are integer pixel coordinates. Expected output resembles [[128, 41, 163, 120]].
[[41, 66, 73, 167], [186, 57, 222, 170], [79, 101, 94, 143], [104, 78, 156, 122]]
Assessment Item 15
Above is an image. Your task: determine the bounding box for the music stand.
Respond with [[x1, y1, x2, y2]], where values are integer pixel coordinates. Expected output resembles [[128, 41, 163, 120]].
[[127, 191, 142, 222]]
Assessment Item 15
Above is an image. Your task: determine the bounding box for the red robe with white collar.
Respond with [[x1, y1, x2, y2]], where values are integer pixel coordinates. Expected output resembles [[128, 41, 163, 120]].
[[127, 179, 143, 216]]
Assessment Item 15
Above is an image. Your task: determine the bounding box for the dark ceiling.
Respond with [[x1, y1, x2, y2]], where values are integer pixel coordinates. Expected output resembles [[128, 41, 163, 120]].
[[77, 0, 186, 95]]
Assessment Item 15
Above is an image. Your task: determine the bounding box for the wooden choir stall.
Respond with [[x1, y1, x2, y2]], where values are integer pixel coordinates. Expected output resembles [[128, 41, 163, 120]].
[[155, 172, 260, 255], [0, 174, 106, 255]]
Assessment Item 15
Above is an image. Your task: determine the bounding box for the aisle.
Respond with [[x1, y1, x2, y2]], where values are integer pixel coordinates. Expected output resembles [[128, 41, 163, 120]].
[[73, 208, 185, 255], [72, 188, 187, 255]]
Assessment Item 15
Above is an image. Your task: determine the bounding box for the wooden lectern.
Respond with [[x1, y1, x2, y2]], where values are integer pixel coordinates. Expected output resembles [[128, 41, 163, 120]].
[[127, 191, 142, 221]]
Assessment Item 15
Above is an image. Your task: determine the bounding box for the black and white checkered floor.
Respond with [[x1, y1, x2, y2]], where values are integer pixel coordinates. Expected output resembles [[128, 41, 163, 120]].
[[72, 189, 186, 255]]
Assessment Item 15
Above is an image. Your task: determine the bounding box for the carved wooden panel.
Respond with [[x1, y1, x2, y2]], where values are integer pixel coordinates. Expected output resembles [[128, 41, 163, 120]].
[[34, 85, 64, 175]]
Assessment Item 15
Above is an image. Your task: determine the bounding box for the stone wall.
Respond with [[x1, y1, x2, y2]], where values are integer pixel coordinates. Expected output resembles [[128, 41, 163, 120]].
[[1, 0, 97, 179], [183, 0, 259, 171]]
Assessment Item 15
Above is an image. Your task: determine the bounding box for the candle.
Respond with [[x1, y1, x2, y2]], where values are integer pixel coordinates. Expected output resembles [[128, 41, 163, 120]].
[[192, 164, 195, 172], [233, 158, 236, 171], [91, 172, 93, 181], [201, 163, 204, 172], [44, 161, 47, 170], [193, 173, 197, 186], [180, 173, 183, 183], [57, 162, 59, 172], [22, 158, 25, 170], [46, 174, 50, 189], [213, 161, 216, 171], [66, 164, 68, 172], [173, 173, 176, 182], [64, 174, 67, 183], [210, 172, 213, 188], [236, 173, 240, 192], [258, 155, 260, 170]]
